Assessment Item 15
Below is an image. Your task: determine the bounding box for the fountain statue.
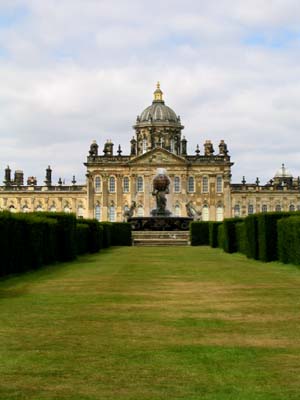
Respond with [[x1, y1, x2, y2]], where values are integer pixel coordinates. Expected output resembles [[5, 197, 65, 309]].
[[151, 168, 172, 216], [128, 168, 192, 231]]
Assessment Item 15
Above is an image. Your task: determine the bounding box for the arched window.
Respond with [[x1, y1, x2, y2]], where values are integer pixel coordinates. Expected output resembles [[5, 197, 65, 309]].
[[142, 138, 147, 154], [289, 204, 295, 212], [137, 205, 144, 217], [50, 204, 56, 212], [170, 139, 175, 153], [109, 176, 116, 193], [95, 176, 101, 193], [216, 176, 223, 193], [202, 205, 209, 221], [9, 205, 16, 213], [216, 205, 223, 221], [174, 176, 181, 193], [202, 176, 209, 193], [234, 204, 240, 217], [108, 205, 116, 222], [95, 204, 101, 221], [36, 205, 43, 212], [248, 204, 254, 215], [22, 205, 29, 213], [77, 205, 84, 218], [137, 176, 144, 192], [174, 203, 181, 216], [123, 177, 129, 193], [262, 204, 268, 213], [64, 206, 71, 213], [275, 204, 281, 212], [188, 176, 195, 193]]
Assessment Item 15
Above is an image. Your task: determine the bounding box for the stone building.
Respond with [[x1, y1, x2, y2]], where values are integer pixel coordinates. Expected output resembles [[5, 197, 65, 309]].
[[1, 83, 300, 220]]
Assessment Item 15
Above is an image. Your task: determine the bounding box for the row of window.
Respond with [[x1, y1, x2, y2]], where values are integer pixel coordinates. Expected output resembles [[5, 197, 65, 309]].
[[234, 203, 299, 216], [8, 204, 84, 217], [95, 176, 223, 194], [94, 204, 224, 222]]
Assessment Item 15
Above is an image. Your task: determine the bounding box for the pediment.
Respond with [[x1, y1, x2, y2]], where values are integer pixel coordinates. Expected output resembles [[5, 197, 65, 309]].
[[128, 148, 188, 166]]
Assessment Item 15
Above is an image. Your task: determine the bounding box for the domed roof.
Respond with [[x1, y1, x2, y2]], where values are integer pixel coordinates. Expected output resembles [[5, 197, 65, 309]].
[[274, 164, 293, 178], [136, 83, 181, 125]]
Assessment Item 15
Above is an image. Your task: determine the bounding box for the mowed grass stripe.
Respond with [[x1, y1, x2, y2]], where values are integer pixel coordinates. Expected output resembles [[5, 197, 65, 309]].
[[0, 246, 300, 400]]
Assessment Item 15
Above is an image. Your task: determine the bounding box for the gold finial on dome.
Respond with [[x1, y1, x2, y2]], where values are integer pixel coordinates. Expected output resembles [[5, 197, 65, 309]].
[[154, 81, 163, 101]]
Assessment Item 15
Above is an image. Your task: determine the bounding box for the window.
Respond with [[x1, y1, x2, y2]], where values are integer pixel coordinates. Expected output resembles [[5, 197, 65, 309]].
[[108, 205, 116, 222], [137, 205, 144, 217], [234, 204, 240, 217], [22, 205, 29, 213], [174, 176, 181, 193], [170, 139, 175, 153], [64, 206, 71, 213], [142, 138, 147, 154], [188, 176, 195, 193], [95, 176, 101, 193], [77, 205, 84, 218], [202, 176, 209, 193], [275, 204, 281, 212], [262, 204, 268, 213], [216, 206, 223, 221], [9, 205, 16, 213], [289, 204, 295, 212], [123, 177, 129, 193], [137, 176, 144, 192], [36, 205, 43, 212], [109, 176, 116, 193], [248, 204, 254, 215], [174, 204, 181, 216], [50, 205, 56, 212], [95, 205, 101, 221], [216, 176, 223, 193], [202, 205, 209, 221]]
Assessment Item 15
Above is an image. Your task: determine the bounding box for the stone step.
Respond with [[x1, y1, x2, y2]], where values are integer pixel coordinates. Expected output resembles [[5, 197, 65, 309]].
[[133, 239, 189, 247], [132, 231, 190, 246]]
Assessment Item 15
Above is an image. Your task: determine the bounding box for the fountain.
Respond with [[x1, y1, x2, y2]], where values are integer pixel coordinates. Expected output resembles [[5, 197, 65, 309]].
[[128, 169, 193, 231]]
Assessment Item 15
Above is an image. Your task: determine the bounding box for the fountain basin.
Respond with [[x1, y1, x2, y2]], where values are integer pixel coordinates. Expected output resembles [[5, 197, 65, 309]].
[[128, 216, 193, 231]]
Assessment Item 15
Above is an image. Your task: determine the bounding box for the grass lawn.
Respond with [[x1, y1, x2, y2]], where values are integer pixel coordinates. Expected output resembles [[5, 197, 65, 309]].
[[1, 246, 300, 400]]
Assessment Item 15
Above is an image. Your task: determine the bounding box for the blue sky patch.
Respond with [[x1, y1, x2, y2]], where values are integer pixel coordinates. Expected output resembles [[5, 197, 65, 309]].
[[0, 5, 29, 29], [243, 28, 300, 49]]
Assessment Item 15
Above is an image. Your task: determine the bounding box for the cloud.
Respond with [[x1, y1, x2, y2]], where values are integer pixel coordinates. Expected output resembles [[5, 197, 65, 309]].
[[0, 0, 300, 184]]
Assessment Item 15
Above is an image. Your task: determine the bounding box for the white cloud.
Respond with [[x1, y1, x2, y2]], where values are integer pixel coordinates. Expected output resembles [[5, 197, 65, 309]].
[[0, 0, 300, 184]]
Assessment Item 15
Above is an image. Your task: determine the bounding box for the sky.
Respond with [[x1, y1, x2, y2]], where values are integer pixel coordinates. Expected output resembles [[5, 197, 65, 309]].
[[1, 0, 300, 185]]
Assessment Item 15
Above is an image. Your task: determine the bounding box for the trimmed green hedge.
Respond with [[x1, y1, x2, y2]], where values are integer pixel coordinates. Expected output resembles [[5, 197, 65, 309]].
[[190, 222, 210, 246], [235, 222, 247, 255], [111, 223, 132, 246], [35, 212, 77, 262], [244, 215, 259, 259], [257, 212, 299, 262], [277, 216, 300, 265], [77, 219, 104, 253], [217, 224, 224, 249], [209, 222, 222, 248], [222, 218, 243, 253], [0, 212, 57, 277], [76, 224, 89, 255]]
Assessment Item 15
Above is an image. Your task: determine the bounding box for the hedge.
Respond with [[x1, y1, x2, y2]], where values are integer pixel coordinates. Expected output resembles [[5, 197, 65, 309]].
[[257, 212, 300, 262], [0, 212, 57, 277], [209, 222, 222, 248], [100, 222, 113, 248], [111, 223, 132, 246], [190, 222, 210, 246], [235, 222, 247, 255], [277, 216, 300, 265], [244, 214, 259, 259], [35, 212, 77, 262], [77, 219, 104, 253], [217, 224, 224, 249], [76, 224, 89, 255], [222, 218, 243, 253]]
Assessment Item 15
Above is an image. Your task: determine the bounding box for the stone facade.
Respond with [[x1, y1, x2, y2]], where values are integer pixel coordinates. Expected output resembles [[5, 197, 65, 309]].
[[1, 84, 299, 220]]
